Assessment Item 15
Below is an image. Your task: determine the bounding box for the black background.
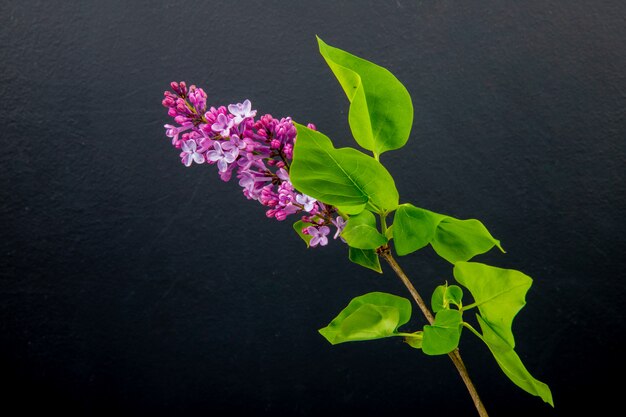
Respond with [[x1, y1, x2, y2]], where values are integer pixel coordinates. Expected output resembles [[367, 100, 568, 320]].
[[1, 1, 625, 416]]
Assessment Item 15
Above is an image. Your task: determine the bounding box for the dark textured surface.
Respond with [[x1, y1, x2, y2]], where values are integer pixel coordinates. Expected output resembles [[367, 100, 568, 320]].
[[1, 1, 624, 415]]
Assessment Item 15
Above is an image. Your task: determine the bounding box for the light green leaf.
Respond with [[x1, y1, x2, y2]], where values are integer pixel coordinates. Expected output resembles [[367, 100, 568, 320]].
[[422, 309, 463, 355], [454, 262, 532, 348], [317, 36, 414, 156], [290, 124, 399, 214], [405, 331, 423, 349], [293, 220, 312, 247], [392, 204, 441, 256], [392, 204, 503, 262], [337, 204, 367, 215], [477, 315, 554, 406], [348, 247, 382, 273], [319, 292, 411, 345], [342, 210, 387, 250], [431, 284, 464, 313], [431, 218, 504, 263]]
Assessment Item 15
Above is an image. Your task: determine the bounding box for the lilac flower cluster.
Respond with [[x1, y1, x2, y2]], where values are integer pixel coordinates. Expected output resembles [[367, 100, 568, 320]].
[[162, 81, 346, 247]]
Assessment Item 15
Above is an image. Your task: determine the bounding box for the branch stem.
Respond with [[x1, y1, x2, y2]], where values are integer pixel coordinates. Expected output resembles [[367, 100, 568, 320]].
[[379, 247, 489, 417]]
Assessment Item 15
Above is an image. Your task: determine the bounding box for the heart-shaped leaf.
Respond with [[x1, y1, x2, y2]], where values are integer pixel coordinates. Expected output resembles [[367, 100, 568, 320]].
[[393, 204, 440, 255], [422, 309, 463, 355], [431, 284, 464, 313], [342, 210, 388, 249]]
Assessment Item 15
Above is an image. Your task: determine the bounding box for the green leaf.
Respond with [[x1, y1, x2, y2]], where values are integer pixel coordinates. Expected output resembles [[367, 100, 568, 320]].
[[342, 210, 387, 249], [431, 217, 504, 263], [392, 204, 503, 262], [348, 247, 382, 273], [319, 292, 411, 345], [290, 124, 399, 214], [404, 331, 423, 349], [336, 204, 367, 215], [454, 262, 531, 348], [422, 309, 463, 355], [317, 36, 413, 156], [477, 315, 554, 406], [293, 220, 312, 247], [392, 204, 441, 256], [431, 284, 464, 313]]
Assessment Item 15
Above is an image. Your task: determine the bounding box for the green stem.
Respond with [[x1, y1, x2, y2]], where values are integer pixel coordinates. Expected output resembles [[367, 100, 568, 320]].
[[337, 208, 349, 219], [379, 248, 489, 417], [462, 302, 479, 311], [380, 212, 388, 236], [463, 322, 484, 341], [396, 332, 422, 338]]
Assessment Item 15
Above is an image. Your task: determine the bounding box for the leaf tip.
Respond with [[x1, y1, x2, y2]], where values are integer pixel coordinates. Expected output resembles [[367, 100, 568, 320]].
[[318, 327, 334, 344], [496, 240, 506, 254], [316, 35, 328, 49]]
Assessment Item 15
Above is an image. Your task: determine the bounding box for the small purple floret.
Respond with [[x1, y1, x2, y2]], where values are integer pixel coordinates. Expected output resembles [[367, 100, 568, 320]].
[[228, 99, 257, 124], [207, 141, 237, 172], [211, 113, 234, 137], [180, 139, 205, 167], [307, 226, 330, 247]]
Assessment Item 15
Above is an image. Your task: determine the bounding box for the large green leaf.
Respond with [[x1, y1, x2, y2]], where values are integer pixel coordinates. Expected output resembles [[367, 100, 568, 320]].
[[290, 124, 399, 214], [477, 315, 554, 406], [431, 218, 504, 264], [348, 247, 382, 273], [392, 204, 503, 262], [422, 309, 463, 355], [319, 292, 411, 345], [393, 204, 440, 256], [454, 262, 532, 348], [342, 210, 387, 250], [431, 284, 464, 313], [317, 36, 413, 157]]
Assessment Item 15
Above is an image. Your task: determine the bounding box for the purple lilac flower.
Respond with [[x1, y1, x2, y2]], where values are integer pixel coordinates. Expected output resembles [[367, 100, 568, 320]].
[[204, 106, 229, 130], [207, 141, 237, 172], [218, 163, 237, 182], [221, 134, 247, 156], [188, 86, 207, 114], [269, 181, 298, 221], [196, 136, 213, 154], [162, 81, 345, 248], [307, 226, 331, 247], [180, 139, 205, 167], [228, 99, 257, 125], [238, 169, 272, 201], [332, 216, 347, 242], [295, 194, 317, 212], [211, 113, 234, 137], [276, 168, 290, 182], [164, 123, 193, 146]]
